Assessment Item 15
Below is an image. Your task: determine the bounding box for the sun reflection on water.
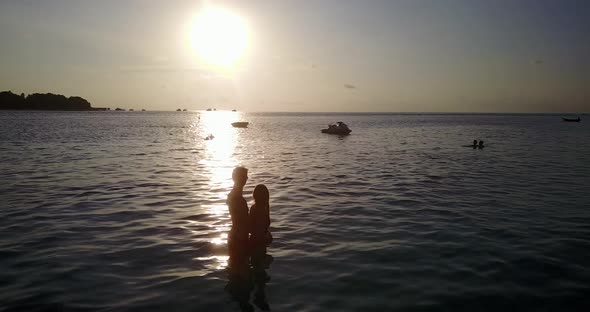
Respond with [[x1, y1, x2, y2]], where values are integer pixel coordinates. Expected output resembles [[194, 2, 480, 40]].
[[193, 111, 243, 271], [200, 111, 240, 194], [210, 233, 228, 245], [195, 255, 230, 271]]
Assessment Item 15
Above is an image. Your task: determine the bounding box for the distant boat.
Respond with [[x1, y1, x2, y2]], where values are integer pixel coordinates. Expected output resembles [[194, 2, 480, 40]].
[[232, 109, 237, 112], [141, 109, 146, 112], [115, 108, 125, 111], [182, 109, 187, 112], [129, 109, 134, 112], [206, 108, 212, 111], [176, 108, 181, 112], [562, 116, 581, 122], [321, 121, 352, 135], [231, 122, 249, 128]]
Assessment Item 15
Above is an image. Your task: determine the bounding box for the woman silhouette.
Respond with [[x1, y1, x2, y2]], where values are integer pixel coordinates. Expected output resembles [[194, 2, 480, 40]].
[[249, 184, 272, 278]]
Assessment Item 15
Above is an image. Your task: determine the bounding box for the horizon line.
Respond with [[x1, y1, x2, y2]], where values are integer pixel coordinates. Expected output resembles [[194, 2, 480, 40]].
[[3, 109, 584, 115]]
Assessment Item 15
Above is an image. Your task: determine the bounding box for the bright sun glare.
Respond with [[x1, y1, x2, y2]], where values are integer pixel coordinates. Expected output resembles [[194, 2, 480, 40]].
[[190, 7, 249, 68]]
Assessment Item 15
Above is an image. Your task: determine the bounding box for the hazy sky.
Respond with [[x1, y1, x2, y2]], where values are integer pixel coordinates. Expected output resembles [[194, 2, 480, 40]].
[[1, 0, 589, 112]]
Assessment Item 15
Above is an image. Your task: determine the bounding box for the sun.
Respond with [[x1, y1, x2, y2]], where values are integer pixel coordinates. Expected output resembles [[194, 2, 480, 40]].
[[190, 7, 249, 68]]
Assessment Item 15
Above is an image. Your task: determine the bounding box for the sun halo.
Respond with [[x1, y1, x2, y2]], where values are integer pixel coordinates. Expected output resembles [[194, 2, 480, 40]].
[[189, 7, 249, 69]]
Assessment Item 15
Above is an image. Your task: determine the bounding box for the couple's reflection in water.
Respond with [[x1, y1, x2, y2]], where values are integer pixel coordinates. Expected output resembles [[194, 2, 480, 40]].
[[225, 253, 273, 312]]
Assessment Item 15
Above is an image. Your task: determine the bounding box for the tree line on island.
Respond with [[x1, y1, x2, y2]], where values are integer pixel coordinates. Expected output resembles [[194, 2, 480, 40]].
[[1, 90, 218, 112], [0, 90, 110, 111]]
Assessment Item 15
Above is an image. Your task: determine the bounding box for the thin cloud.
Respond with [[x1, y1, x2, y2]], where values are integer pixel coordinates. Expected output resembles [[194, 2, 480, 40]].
[[119, 65, 207, 74], [118, 65, 233, 80]]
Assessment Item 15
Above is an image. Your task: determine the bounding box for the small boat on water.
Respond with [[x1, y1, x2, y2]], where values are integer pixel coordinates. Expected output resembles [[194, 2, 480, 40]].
[[562, 116, 581, 122], [232, 122, 249, 128], [321, 121, 352, 135]]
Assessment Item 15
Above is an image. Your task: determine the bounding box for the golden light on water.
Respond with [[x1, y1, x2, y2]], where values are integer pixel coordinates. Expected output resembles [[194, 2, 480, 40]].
[[201, 203, 228, 216], [195, 255, 230, 271], [195, 111, 242, 262], [189, 7, 250, 69], [200, 110, 239, 197], [210, 233, 228, 245]]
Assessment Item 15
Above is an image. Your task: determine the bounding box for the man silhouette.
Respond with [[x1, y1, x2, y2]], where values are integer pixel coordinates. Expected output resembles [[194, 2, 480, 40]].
[[227, 166, 250, 275]]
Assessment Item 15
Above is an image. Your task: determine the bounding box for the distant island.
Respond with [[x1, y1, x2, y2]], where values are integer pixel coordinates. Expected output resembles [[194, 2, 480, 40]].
[[0, 90, 108, 111]]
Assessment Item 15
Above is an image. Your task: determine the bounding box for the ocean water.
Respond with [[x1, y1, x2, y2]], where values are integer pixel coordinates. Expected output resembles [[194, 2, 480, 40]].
[[1, 111, 589, 311]]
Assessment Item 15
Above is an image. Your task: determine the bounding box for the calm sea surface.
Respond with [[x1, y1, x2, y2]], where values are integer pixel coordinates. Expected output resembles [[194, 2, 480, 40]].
[[1, 111, 589, 311]]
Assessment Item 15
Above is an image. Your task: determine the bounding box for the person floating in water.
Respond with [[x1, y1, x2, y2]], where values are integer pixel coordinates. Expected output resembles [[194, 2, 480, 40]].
[[478, 140, 484, 149], [227, 166, 250, 276], [463, 139, 478, 148]]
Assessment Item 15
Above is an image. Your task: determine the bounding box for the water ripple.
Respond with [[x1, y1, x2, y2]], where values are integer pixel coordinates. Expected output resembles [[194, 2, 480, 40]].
[[1, 112, 589, 311]]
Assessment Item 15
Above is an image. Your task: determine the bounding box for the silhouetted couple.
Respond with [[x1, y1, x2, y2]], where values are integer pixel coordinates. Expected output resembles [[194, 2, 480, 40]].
[[226, 166, 272, 311]]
